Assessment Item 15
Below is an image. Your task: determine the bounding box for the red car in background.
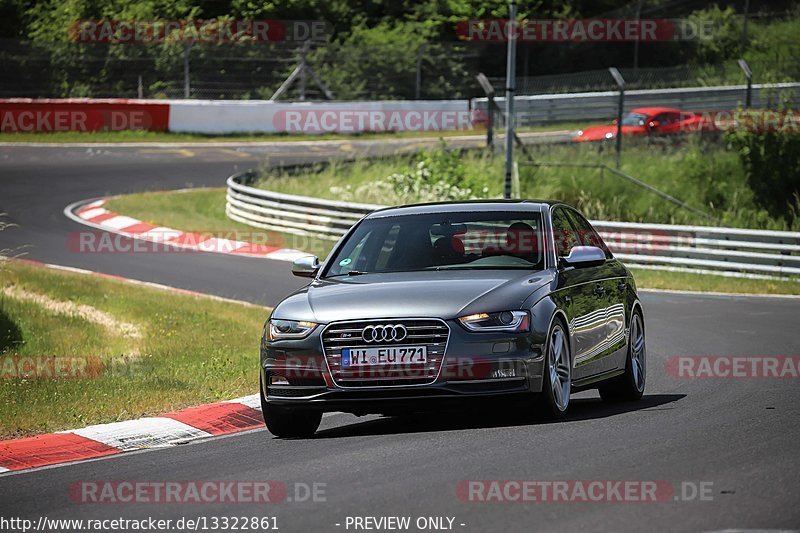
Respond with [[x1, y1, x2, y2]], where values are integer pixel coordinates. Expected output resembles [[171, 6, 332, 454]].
[[571, 107, 718, 142]]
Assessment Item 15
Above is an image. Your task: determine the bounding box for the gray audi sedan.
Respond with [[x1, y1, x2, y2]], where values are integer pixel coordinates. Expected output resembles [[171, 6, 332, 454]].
[[260, 201, 646, 437]]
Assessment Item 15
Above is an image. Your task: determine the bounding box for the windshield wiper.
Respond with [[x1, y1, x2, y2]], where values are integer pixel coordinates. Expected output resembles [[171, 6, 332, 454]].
[[433, 266, 535, 271], [326, 270, 371, 278]]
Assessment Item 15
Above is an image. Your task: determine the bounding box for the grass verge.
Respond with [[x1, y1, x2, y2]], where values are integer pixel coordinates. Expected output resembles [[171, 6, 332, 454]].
[[630, 268, 800, 296], [251, 137, 799, 231], [0, 260, 268, 439], [0, 122, 585, 144], [105, 189, 800, 295]]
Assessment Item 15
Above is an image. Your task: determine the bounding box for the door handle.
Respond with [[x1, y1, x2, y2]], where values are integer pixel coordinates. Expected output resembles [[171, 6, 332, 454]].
[[594, 284, 605, 296]]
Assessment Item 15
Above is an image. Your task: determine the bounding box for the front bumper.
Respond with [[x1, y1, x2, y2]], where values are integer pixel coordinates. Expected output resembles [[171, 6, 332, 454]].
[[261, 319, 546, 414]]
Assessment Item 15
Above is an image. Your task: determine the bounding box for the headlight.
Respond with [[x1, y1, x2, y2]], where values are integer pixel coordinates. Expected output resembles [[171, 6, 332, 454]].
[[267, 319, 318, 340], [458, 310, 530, 333]]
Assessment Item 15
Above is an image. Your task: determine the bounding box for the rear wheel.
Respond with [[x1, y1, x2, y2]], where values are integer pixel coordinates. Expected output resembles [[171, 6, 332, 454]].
[[599, 310, 646, 401], [260, 378, 322, 438], [538, 319, 571, 419]]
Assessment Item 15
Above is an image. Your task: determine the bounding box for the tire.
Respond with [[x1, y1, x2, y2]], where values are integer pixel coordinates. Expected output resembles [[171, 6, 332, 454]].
[[599, 309, 646, 402], [537, 318, 572, 419], [260, 379, 322, 438]]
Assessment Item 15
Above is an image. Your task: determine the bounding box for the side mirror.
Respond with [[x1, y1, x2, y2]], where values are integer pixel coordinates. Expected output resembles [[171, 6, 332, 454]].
[[292, 255, 320, 278], [560, 246, 606, 269]]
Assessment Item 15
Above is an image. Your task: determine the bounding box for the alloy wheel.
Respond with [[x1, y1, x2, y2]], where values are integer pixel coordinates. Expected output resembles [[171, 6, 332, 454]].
[[630, 314, 646, 392], [549, 325, 571, 411]]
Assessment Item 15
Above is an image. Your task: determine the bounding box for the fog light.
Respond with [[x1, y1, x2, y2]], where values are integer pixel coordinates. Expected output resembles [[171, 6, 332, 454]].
[[269, 375, 289, 385], [491, 368, 517, 379]]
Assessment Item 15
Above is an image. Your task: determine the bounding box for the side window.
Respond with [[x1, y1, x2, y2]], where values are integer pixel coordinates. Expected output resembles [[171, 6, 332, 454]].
[[551, 207, 580, 258], [650, 113, 668, 126], [565, 209, 612, 259]]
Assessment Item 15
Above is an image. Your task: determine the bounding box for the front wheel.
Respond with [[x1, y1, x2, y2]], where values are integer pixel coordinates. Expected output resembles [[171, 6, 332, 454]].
[[537, 319, 572, 419], [599, 310, 646, 401]]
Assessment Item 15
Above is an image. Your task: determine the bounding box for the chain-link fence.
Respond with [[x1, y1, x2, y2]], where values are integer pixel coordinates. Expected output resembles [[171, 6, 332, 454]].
[[0, 39, 300, 100], [488, 59, 800, 96], [0, 39, 488, 100], [1, 36, 798, 101]]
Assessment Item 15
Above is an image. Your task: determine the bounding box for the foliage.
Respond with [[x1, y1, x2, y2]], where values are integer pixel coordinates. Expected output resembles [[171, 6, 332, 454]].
[[726, 127, 800, 225], [688, 5, 744, 65], [4, 1, 799, 99], [330, 143, 490, 204]]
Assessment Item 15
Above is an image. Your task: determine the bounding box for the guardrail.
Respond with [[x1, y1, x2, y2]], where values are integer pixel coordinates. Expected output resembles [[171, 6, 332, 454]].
[[226, 172, 382, 239], [226, 172, 800, 279], [472, 82, 800, 126]]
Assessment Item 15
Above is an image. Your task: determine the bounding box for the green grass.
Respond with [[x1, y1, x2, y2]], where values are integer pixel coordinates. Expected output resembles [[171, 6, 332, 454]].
[[0, 261, 268, 438], [252, 136, 798, 231], [0, 129, 477, 144], [0, 122, 586, 144], [631, 268, 800, 296]]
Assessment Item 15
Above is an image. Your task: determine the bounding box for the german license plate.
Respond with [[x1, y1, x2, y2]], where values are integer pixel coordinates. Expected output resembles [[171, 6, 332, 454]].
[[341, 346, 427, 368]]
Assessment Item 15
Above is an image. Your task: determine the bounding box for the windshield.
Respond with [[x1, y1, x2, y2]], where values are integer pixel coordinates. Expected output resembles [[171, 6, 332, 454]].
[[323, 211, 545, 277], [621, 113, 648, 126]]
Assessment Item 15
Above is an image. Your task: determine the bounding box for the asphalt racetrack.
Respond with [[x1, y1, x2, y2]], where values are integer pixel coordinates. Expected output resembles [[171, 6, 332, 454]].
[[0, 139, 798, 532]]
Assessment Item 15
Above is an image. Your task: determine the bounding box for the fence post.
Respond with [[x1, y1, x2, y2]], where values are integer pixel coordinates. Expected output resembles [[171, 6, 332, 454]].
[[738, 59, 752, 108], [609, 67, 626, 169], [137, 75, 143, 99], [183, 43, 191, 98], [415, 44, 425, 99], [487, 95, 495, 148], [299, 41, 308, 101], [476, 73, 496, 149], [504, 0, 518, 200]]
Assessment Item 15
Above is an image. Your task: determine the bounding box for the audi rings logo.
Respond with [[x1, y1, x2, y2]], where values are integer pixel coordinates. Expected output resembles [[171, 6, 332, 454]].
[[362, 324, 408, 343]]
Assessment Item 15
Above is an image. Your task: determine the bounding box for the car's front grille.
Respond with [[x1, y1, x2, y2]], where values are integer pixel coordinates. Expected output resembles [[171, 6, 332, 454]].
[[321, 319, 449, 387]]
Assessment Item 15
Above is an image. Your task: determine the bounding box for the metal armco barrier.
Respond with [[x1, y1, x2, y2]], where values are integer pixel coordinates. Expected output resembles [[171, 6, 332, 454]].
[[593, 221, 800, 278], [472, 82, 800, 126], [226, 172, 381, 238], [227, 172, 800, 279]]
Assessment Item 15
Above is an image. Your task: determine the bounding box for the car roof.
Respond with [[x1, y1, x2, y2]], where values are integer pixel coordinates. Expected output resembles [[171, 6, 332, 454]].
[[630, 106, 684, 115], [365, 199, 554, 218]]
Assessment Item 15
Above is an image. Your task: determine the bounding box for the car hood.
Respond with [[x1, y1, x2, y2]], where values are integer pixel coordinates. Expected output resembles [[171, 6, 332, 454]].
[[273, 270, 553, 323]]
